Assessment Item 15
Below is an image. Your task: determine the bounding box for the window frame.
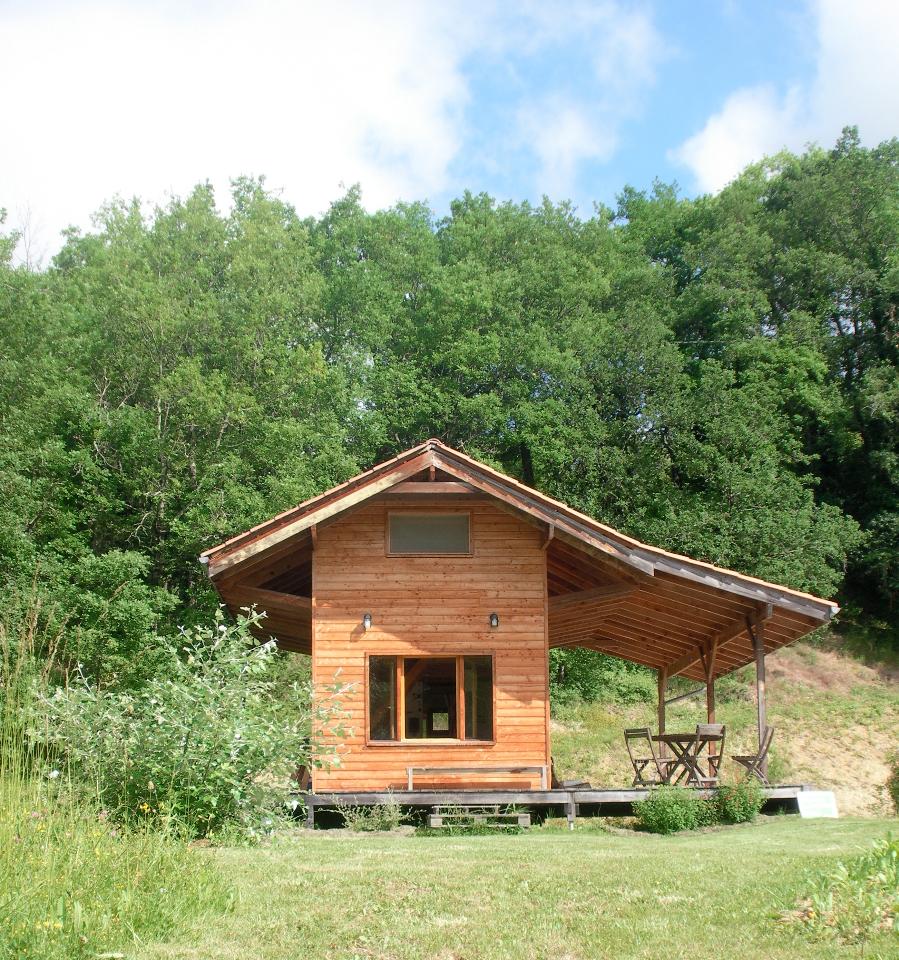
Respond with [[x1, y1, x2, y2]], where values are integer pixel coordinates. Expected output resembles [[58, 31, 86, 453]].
[[364, 652, 496, 747], [385, 510, 473, 558]]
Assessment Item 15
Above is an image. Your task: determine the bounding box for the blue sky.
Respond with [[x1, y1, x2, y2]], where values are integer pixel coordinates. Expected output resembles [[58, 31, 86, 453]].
[[3, 1, 898, 263]]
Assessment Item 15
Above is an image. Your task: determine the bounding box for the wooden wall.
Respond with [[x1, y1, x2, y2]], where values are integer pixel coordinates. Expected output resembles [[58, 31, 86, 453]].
[[311, 496, 550, 791]]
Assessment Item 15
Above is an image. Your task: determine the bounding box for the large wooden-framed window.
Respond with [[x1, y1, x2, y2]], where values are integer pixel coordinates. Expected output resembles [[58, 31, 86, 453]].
[[367, 654, 494, 743], [387, 511, 471, 556]]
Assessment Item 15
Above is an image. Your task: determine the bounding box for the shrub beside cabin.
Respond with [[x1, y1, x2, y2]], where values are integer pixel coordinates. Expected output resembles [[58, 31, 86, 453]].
[[200, 440, 837, 796]]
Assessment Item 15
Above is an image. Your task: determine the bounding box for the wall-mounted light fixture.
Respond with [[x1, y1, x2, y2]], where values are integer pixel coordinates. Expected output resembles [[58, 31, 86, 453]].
[[362, 612, 373, 631], [489, 612, 499, 628]]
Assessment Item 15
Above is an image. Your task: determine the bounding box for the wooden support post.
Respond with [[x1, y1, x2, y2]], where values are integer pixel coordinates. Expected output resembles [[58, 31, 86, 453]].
[[305, 796, 315, 830], [566, 795, 577, 831], [751, 618, 768, 780], [700, 638, 717, 724], [542, 523, 555, 551], [657, 667, 667, 757]]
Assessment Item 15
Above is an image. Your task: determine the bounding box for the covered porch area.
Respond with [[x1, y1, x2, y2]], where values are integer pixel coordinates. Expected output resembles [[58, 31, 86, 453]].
[[543, 524, 835, 792]]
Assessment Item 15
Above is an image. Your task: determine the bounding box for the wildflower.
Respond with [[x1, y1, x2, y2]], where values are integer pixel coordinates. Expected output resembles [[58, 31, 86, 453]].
[[147, 781, 155, 792], [48, 769, 60, 780]]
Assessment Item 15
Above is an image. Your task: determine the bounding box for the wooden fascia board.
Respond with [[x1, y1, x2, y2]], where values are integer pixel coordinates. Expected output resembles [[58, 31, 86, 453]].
[[430, 455, 656, 578], [431, 445, 837, 622], [650, 555, 836, 622], [200, 441, 435, 564], [206, 451, 435, 578]]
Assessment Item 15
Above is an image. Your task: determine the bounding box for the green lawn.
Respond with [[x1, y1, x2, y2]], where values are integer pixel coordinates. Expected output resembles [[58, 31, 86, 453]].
[[139, 817, 897, 960]]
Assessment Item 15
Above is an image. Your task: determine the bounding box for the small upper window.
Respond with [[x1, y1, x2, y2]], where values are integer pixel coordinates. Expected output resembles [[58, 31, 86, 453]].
[[388, 513, 470, 555]]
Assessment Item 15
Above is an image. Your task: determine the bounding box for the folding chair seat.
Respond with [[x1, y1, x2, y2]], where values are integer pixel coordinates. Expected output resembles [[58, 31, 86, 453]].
[[732, 726, 774, 786]]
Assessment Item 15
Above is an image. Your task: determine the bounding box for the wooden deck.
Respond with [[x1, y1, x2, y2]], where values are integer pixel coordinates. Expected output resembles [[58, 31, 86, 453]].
[[302, 784, 814, 827]]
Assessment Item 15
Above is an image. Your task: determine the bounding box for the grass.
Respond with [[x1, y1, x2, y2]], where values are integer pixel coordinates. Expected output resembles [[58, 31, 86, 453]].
[[137, 818, 897, 960], [0, 778, 231, 960]]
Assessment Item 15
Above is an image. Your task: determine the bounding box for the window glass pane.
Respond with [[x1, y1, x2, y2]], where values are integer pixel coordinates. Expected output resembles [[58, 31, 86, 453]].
[[404, 657, 457, 738], [464, 656, 493, 740], [368, 656, 397, 741], [389, 513, 470, 555]]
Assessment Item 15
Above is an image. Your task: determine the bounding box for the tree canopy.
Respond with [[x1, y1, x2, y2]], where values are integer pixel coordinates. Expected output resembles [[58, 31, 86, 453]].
[[1, 129, 896, 682]]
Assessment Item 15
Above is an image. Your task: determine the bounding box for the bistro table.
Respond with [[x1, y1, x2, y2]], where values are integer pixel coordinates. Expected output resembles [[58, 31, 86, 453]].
[[652, 730, 724, 787]]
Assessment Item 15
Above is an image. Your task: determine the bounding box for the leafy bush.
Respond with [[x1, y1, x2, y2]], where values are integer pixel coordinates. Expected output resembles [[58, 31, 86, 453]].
[[634, 786, 717, 834], [887, 754, 899, 815], [716, 778, 765, 824], [40, 608, 349, 837], [791, 835, 898, 943]]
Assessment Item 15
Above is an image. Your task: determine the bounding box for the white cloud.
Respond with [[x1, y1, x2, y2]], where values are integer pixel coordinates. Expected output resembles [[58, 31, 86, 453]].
[[519, 99, 617, 198], [671, 0, 899, 193], [0, 1, 480, 263], [514, 2, 665, 199], [672, 86, 803, 194], [1, 1, 666, 262]]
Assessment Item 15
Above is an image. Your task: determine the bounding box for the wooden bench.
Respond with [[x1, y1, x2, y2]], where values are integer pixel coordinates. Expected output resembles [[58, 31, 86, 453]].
[[406, 765, 548, 790], [428, 804, 531, 829]]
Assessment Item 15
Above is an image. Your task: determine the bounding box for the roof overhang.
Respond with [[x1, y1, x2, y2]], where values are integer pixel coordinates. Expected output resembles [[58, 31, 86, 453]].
[[202, 439, 837, 622], [200, 439, 838, 677]]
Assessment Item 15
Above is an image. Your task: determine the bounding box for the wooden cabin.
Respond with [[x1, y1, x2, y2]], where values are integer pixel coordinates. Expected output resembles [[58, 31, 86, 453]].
[[200, 439, 837, 800]]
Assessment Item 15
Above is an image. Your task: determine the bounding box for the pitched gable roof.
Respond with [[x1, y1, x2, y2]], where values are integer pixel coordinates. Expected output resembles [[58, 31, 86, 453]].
[[200, 439, 837, 678], [201, 438, 837, 622]]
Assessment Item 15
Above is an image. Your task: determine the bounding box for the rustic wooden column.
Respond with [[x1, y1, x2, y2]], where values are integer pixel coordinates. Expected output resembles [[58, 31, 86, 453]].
[[657, 667, 667, 747], [751, 618, 768, 779], [700, 641, 717, 724]]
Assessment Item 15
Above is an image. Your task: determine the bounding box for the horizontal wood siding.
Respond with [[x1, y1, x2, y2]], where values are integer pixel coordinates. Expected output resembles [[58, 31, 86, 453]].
[[312, 498, 549, 791]]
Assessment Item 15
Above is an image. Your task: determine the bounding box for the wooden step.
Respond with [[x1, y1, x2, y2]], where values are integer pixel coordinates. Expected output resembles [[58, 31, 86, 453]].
[[428, 806, 531, 829]]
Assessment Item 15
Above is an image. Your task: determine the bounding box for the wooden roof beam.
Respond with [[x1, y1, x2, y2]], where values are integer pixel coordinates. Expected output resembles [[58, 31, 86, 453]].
[[220, 586, 312, 614], [667, 603, 773, 679], [385, 481, 475, 495], [548, 583, 636, 612]]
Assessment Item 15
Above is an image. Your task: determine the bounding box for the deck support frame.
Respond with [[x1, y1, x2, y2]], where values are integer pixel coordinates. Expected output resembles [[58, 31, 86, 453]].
[[301, 784, 813, 828]]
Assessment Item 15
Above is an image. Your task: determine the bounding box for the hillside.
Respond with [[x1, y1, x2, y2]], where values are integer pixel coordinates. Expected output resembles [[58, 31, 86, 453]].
[[551, 638, 898, 816]]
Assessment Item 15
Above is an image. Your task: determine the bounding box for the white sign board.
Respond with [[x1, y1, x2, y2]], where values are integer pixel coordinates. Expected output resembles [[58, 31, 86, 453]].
[[797, 791, 839, 819]]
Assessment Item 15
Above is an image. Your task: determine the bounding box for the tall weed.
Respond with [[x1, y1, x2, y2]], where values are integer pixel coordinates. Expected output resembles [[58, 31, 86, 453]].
[[0, 779, 230, 960], [0, 601, 230, 959], [790, 835, 898, 942]]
